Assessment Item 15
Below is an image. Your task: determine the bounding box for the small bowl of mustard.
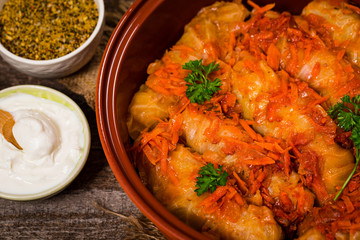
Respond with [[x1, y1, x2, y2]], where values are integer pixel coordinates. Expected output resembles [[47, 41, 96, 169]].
[[0, 0, 105, 78]]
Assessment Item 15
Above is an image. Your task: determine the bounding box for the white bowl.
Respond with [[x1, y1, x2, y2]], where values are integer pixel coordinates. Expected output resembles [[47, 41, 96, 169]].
[[0, 0, 105, 79], [0, 85, 91, 201]]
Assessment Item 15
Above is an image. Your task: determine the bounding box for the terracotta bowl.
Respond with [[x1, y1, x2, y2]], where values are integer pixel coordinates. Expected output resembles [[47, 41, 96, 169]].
[[95, 0, 331, 238]]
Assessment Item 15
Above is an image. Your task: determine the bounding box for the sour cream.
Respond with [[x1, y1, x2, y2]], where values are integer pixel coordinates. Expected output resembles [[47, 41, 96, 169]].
[[0, 93, 85, 195]]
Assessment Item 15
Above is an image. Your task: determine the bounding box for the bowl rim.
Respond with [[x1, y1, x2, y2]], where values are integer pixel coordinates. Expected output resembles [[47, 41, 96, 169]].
[[0, 84, 91, 201], [0, 0, 105, 65], [96, 0, 209, 239]]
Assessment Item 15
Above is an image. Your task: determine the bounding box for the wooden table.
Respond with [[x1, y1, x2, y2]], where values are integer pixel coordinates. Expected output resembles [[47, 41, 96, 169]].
[[0, 1, 163, 239]]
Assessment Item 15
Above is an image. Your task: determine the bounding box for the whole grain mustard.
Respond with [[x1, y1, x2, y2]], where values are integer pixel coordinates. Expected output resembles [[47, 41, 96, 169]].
[[0, 0, 98, 60]]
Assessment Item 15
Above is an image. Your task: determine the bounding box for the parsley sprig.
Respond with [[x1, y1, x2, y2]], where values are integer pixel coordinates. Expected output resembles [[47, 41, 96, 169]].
[[328, 94, 360, 201], [195, 162, 229, 196], [182, 59, 222, 104]]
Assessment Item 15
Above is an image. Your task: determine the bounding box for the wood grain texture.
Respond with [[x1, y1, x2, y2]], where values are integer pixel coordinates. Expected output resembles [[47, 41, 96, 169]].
[[0, 0, 159, 239]]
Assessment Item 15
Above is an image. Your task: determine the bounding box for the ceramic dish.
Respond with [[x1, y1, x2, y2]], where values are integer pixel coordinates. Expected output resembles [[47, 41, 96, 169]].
[[96, 0, 328, 239], [0, 85, 91, 201], [0, 0, 105, 79]]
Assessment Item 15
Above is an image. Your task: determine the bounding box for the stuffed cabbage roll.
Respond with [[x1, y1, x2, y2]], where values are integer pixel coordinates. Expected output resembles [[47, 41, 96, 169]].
[[276, 33, 360, 106], [127, 1, 250, 138], [127, 85, 179, 139], [296, 172, 360, 239], [230, 50, 354, 202], [137, 144, 284, 239], [237, 7, 360, 105], [302, 0, 360, 67], [179, 104, 315, 234]]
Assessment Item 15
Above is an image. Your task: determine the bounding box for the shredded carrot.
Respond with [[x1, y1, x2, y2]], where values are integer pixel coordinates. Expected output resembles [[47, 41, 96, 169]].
[[239, 119, 258, 140], [233, 171, 248, 194], [170, 114, 183, 145], [140, 127, 165, 147], [248, 169, 255, 183], [220, 92, 237, 113], [267, 43, 281, 70], [167, 166, 179, 186], [263, 135, 281, 144], [171, 97, 190, 116], [204, 118, 221, 144], [337, 49, 346, 60], [200, 186, 228, 208], [304, 44, 312, 62], [284, 150, 291, 177], [242, 157, 275, 165], [254, 141, 276, 152], [249, 169, 267, 194], [287, 44, 299, 76], [142, 145, 158, 165], [146, 60, 188, 96], [342, 195, 355, 214], [306, 95, 329, 111], [204, 42, 220, 60], [171, 44, 195, 56], [280, 70, 289, 95], [256, 169, 267, 182], [274, 142, 285, 153], [234, 193, 245, 206], [287, 28, 303, 38], [267, 152, 280, 161], [227, 186, 238, 199], [247, 0, 275, 13], [256, 133, 264, 142], [345, 2, 360, 15], [279, 192, 293, 212], [248, 143, 268, 154], [288, 140, 302, 158], [221, 136, 249, 155], [334, 78, 360, 98], [311, 62, 321, 79], [245, 119, 256, 125]]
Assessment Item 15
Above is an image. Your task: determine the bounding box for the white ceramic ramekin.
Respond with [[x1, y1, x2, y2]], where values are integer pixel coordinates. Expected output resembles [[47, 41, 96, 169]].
[[0, 85, 91, 201]]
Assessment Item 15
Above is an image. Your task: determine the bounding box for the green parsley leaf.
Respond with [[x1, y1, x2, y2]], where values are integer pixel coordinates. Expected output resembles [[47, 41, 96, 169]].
[[327, 94, 360, 201], [182, 59, 222, 104], [195, 162, 229, 196]]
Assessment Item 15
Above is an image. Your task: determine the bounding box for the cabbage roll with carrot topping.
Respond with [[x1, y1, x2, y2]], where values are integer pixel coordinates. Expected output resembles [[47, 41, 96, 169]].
[[127, 85, 179, 139], [302, 0, 360, 67], [137, 144, 284, 240], [177, 1, 250, 62], [180, 104, 315, 232], [237, 7, 360, 105], [276, 34, 360, 106], [127, 1, 250, 138], [230, 51, 354, 202]]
